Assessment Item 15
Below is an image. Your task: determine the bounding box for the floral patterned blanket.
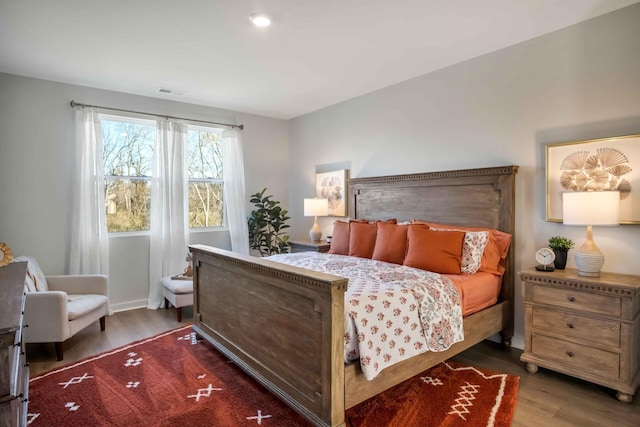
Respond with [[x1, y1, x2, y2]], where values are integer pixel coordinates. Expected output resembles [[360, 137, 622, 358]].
[[267, 252, 464, 380]]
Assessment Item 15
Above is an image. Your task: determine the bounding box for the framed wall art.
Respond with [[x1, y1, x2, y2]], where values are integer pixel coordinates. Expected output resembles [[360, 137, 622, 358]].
[[546, 134, 639, 224], [315, 169, 348, 217]]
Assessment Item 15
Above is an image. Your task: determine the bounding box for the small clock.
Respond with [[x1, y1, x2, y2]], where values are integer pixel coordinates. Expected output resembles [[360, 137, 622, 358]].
[[535, 247, 555, 272]]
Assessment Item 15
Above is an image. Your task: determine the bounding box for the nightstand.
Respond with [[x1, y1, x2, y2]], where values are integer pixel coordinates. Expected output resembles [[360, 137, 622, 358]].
[[289, 240, 331, 253], [519, 268, 640, 403]]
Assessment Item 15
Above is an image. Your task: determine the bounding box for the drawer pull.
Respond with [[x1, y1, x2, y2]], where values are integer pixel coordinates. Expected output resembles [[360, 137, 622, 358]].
[[566, 351, 575, 358], [568, 296, 576, 302], [567, 323, 575, 329]]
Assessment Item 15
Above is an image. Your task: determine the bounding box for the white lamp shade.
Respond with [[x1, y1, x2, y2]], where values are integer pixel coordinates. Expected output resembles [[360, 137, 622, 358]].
[[304, 198, 329, 217], [562, 191, 620, 226]]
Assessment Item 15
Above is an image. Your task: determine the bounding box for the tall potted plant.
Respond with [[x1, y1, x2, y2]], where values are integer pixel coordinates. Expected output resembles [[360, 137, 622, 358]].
[[247, 188, 290, 256], [548, 235, 574, 270]]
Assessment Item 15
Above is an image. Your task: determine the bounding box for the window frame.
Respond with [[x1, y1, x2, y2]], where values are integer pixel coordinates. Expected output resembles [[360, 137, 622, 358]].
[[100, 114, 227, 235]]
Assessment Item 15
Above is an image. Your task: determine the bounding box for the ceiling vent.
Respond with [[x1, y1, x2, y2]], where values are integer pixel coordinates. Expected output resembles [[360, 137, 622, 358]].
[[157, 88, 187, 96]]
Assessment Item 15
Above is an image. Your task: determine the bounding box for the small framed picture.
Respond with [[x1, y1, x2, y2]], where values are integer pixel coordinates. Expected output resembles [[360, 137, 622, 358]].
[[316, 169, 348, 217], [546, 134, 639, 224]]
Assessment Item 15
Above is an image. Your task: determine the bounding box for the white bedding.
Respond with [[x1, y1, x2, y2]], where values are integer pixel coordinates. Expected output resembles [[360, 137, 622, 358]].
[[267, 252, 464, 380]]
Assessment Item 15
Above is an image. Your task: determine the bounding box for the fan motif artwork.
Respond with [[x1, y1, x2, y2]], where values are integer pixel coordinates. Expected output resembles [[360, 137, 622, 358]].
[[546, 134, 640, 224], [559, 147, 632, 198]]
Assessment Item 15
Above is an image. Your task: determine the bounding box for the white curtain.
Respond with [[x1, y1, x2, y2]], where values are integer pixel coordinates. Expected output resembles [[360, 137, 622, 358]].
[[148, 120, 189, 309], [222, 129, 250, 255], [70, 109, 109, 276]]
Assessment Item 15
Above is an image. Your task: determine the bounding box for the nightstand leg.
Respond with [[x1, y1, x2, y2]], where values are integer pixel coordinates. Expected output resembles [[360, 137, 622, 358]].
[[525, 362, 539, 374], [616, 391, 633, 403]]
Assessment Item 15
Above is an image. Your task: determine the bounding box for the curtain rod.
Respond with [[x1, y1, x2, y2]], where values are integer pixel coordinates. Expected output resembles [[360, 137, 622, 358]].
[[69, 100, 243, 130]]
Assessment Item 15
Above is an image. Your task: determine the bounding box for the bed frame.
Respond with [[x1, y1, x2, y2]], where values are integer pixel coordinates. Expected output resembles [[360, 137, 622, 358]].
[[190, 165, 518, 427]]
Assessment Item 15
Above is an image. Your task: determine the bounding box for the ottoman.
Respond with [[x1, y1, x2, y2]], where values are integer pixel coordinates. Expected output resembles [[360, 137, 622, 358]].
[[161, 276, 193, 322]]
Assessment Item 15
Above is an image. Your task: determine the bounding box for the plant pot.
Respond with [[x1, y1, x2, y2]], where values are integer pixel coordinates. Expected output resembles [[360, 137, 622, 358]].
[[553, 250, 568, 270]]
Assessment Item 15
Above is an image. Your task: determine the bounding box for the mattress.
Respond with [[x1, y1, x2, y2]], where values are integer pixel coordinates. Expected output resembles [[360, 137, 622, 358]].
[[446, 272, 501, 316]]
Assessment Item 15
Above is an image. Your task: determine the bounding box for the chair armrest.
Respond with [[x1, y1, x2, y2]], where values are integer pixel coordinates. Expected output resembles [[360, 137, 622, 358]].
[[46, 274, 108, 296], [24, 291, 70, 342]]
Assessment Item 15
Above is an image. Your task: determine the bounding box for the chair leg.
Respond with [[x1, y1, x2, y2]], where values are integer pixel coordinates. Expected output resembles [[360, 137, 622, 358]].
[[100, 316, 106, 331], [177, 307, 182, 323], [55, 342, 64, 361]]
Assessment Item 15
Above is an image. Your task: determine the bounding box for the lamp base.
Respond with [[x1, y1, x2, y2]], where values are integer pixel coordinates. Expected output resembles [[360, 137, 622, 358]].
[[309, 229, 322, 243], [309, 219, 322, 243], [574, 250, 604, 277]]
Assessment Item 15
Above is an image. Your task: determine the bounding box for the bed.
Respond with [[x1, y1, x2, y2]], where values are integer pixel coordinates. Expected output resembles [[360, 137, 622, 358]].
[[190, 165, 518, 427]]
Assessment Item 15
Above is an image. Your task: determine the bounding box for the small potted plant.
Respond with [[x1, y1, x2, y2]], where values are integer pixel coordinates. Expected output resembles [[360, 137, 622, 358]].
[[548, 236, 574, 270]]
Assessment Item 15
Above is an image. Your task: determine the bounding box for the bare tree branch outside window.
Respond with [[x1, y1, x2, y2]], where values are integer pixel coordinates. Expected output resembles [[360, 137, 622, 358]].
[[101, 117, 225, 232]]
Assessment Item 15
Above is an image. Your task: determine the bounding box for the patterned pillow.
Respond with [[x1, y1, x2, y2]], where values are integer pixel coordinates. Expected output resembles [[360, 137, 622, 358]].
[[431, 229, 490, 274]]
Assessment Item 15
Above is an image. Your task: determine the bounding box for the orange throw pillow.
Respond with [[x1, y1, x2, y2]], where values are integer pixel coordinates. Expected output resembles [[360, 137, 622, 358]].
[[413, 219, 512, 275], [349, 221, 378, 258], [372, 222, 408, 265], [328, 220, 350, 255], [403, 227, 465, 274]]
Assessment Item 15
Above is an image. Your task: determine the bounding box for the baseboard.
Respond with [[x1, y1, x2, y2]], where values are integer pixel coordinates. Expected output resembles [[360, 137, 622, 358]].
[[510, 334, 524, 350], [110, 299, 148, 313]]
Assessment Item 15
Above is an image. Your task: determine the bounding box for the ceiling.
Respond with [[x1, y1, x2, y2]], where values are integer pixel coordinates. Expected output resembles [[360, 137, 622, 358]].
[[1, 0, 638, 120]]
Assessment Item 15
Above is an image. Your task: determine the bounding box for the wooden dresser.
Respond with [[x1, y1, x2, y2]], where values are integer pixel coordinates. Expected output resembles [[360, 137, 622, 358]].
[[0, 262, 29, 427], [519, 268, 640, 402]]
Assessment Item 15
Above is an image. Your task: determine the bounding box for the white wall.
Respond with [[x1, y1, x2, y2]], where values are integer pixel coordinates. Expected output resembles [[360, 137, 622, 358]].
[[289, 5, 640, 347], [0, 73, 290, 311]]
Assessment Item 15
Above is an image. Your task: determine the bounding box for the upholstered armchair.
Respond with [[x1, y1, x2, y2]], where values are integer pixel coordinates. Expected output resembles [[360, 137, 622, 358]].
[[18, 257, 109, 361]]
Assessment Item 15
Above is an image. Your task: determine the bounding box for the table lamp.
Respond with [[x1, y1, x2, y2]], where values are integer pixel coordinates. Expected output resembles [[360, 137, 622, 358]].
[[304, 198, 329, 242], [562, 191, 619, 277]]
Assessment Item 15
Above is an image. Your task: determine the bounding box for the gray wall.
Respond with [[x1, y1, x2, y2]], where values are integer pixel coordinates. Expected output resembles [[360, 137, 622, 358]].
[[289, 5, 640, 347], [0, 73, 290, 311]]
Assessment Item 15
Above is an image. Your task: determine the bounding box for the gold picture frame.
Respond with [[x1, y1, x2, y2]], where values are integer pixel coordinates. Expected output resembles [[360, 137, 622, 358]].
[[315, 169, 348, 217], [546, 134, 639, 224], [0, 242, 13, 267]]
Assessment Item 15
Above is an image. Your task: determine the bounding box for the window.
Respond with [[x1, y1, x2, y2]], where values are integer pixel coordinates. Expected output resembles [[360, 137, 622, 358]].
[[102, 116, 154, 232], [101, 115, 225, 233], [187, 126, 224, 228]]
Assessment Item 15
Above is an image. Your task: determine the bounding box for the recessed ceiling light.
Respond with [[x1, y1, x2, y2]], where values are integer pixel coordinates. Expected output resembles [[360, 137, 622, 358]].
[[249, 14, 271, 27]]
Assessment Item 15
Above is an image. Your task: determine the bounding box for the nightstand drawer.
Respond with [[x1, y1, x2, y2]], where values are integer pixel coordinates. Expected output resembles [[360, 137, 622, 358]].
[[532, 307, 620, 347], [532, 334, 619, 380], [532, 285, 621, 317]]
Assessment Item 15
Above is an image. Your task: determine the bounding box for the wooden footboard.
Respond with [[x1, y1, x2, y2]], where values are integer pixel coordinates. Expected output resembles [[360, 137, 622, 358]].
[[190, 244, 349, 427]]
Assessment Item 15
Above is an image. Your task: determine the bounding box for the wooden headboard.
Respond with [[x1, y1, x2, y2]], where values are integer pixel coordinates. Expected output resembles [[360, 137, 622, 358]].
[[348, 165, 519, 335]]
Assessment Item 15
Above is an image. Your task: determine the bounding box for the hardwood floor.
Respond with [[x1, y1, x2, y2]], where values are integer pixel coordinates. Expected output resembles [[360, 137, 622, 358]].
[[27, 306, 192, 376], [28, 307, 639, 427]]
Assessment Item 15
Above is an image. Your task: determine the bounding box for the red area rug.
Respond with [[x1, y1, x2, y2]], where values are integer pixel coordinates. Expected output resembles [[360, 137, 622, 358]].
[[28, 325, 518, 426]]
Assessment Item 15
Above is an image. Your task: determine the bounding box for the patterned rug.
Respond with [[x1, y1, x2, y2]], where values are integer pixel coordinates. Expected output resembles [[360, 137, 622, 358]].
[[28, 325, 519, 426]]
